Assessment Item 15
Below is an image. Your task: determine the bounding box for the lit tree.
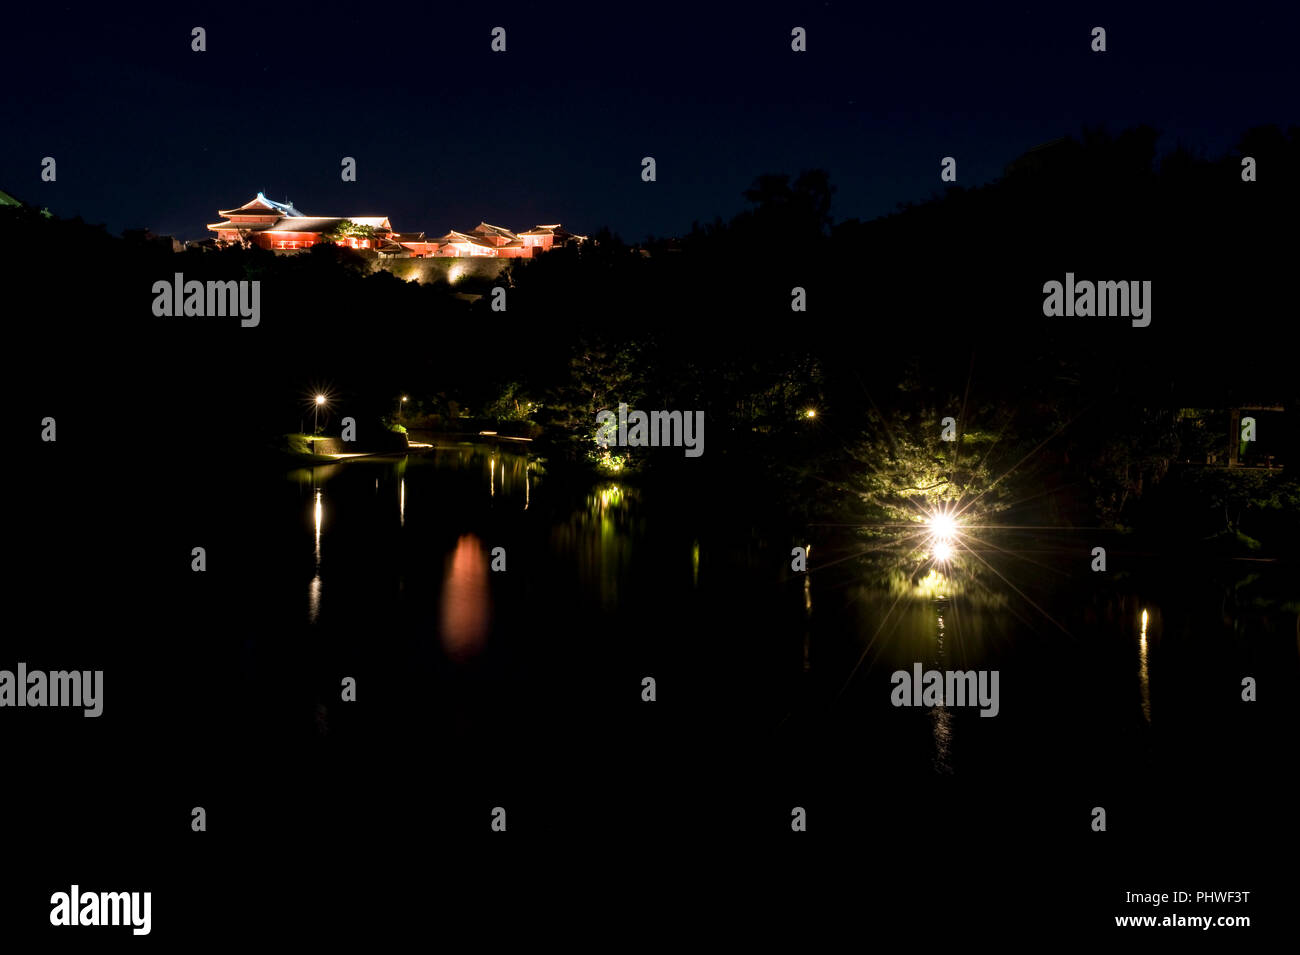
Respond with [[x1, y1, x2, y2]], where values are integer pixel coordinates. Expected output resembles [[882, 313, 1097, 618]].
[[485, 382, 539, 423], [844, 404, 1016, 526], [545, 337, 647, 465], [321, 220, 377, 246], [1184, 467, 1297, 541]]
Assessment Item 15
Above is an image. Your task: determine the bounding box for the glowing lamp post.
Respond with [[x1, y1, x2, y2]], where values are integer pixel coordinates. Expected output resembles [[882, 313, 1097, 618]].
[[314, 394, 326, 436]]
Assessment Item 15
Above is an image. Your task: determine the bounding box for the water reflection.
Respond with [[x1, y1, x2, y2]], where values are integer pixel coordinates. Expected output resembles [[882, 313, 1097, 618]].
[[551, 482, 640, 611], [1138, 608, 1151, 723], [308, 575, 321, 623], [930, 603, 954, 774], [440, 534, 490, 661], [911, 568, 950, 601], [843, 535, 1020, 774], [309, 488, 323, 623], [802, 544, 812, 669], [263, 443, 1296, 786], [314, 489, 322, 565], [289, 462, 343, 487]]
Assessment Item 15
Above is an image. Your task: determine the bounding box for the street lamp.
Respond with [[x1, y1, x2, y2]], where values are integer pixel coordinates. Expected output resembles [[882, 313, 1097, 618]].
[[314, 394, 326, 436], [398, 395, 408, 421]]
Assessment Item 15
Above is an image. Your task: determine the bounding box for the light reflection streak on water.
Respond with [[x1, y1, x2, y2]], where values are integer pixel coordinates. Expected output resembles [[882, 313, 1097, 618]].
[[400, 478, 405, 527], [1138, 608, 1151, 723], [309, 488, 323, 622], [308, 575, 321, 623], [803, 545, 811, 607], [931, 608, 953, 775], [440, 534, 490, 661], [802, 545, 812, 669], [555, 482, 633, 612]]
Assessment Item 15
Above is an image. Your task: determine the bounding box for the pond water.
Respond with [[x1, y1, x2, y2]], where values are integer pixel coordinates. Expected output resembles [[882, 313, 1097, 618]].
[[221, 444, 1296, 847], [14, 437, 1297, 901]]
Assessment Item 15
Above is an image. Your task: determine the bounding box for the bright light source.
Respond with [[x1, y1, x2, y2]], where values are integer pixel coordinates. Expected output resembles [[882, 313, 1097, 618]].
[[933, 541, 954, 562], [928, 512, 957, 541], [401, 396, 408, 402], [804, 409, 817, 418], [316, 395, 326, 405]]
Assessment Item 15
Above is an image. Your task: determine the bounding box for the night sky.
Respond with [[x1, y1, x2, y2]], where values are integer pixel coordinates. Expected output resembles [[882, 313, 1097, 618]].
[[4, 2, 1296, 241]]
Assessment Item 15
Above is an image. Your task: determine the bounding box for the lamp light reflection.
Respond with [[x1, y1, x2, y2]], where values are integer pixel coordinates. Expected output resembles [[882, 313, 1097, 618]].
[[309, 488, 323, 623], [1138, 608, 1151, 723]]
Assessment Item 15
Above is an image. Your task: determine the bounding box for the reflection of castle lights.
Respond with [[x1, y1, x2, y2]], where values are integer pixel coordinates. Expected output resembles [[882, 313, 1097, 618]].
[[440, 535, 489, 661]]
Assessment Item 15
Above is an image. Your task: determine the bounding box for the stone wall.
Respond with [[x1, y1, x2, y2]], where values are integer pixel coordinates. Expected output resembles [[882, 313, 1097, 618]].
[[376, 257, 510, 286]]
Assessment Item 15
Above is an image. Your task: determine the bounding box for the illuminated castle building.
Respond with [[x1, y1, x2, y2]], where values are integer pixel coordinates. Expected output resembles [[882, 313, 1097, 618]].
[[208, 194, 585, 258]]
